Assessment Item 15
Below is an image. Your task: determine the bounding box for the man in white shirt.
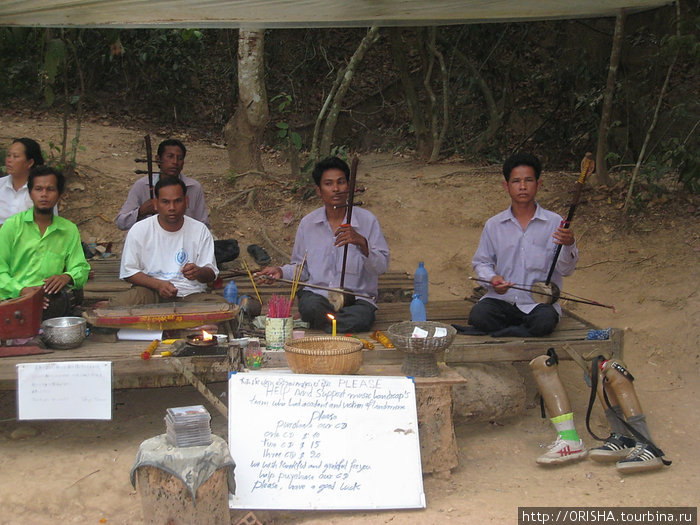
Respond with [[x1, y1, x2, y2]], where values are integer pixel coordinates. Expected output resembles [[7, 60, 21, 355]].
[[114, 177, 223, 306]]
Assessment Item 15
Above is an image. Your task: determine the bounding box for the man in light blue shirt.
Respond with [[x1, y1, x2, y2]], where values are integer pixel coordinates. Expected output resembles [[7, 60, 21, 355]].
[[258, 157, 389, 333], [114, 139, 210, 230], [469, 152, 589, 466], [469, 152, 578, 337]]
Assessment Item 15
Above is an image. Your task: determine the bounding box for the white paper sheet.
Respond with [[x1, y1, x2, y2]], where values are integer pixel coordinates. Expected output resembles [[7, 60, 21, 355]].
[[17, 361, 112, 420], [117, 328, 163, 341]]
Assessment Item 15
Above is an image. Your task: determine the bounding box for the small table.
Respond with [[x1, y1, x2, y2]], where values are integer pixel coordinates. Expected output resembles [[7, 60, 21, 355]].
[[359, 363, 466, 478]]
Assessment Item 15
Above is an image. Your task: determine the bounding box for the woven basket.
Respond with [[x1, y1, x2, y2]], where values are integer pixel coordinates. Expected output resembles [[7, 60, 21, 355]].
[[386, 321, 457, 354], [386, 321, 456, 377], [284, 336, 363, 375]]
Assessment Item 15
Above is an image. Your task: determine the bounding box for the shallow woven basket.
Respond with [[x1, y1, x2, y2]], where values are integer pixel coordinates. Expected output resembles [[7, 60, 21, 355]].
[[386, 321, 457, 377], [284, 336, 363, 375]]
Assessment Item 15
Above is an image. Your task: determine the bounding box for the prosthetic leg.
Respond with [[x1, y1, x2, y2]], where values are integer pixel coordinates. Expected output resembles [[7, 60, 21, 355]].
[[587, 374, 636, 462], [529, 353, 587, 465], [593, 359, 666, 473]]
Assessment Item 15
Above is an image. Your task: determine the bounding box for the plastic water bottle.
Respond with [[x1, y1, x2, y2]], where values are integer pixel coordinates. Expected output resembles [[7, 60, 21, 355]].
[[224, 280, 238, 304], [414, 262, 428, 304], [410, 294, 427, 322]]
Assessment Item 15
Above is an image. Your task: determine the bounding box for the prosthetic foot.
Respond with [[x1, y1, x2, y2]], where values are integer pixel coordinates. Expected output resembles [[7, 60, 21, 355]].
[[530, 354, 587, 465], [599, 359, 666, 473], [589, 433, 637, 463]]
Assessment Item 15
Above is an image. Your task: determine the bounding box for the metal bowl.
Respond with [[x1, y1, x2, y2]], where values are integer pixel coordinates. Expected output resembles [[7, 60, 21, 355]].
[[41, 316, 87, 349]]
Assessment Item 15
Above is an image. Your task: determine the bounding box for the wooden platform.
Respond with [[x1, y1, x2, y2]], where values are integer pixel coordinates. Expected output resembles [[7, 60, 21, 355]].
[[0, 298, 621, 390], [0, 259, 621, 390]]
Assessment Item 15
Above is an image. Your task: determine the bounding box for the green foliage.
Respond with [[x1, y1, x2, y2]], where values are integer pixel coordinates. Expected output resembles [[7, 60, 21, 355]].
[[0, 28, 43, 97], [45, 140, 86, 174], [672, 141, 700, 194], [328, 144, 349, 161], [662, 33, 700, 60], [226, 170, 239, 186], [629, 17, 700, 196], [119, 29, 208, 120], [1, 27, 217, 123], [276, 122, 303, 150], [0, 6, 695, 194], [180, 29, 203, 42], [605, 151, 622, 165], [301, 157, 316, 177], [271, 93, 302, 150], [301, 144, 348, 175], [648, 136, 700, 194]]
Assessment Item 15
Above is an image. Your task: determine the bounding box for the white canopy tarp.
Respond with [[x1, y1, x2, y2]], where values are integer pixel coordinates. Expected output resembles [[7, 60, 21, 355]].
[[0, 0, 671, 28]]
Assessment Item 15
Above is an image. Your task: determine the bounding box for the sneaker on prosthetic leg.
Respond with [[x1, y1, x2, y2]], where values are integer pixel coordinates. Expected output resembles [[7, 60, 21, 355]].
[[537, 436, 588, 465], [530, 357, 587, 465], [589, 433, 637, 463], [616, 443, 664, 473]]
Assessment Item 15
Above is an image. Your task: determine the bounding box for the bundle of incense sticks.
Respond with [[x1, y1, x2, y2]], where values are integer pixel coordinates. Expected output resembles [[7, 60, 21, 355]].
[[289, 252, 308, 302], [242, 259, 263, 305], [267, 294, 292, 318]]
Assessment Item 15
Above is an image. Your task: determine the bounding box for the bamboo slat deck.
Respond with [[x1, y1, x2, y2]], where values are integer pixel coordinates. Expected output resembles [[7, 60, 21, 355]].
[[84, 258, 413, 303], [373, 300, 623, 365], [0, 299, 621, 390], [0, 259, 620, 390]]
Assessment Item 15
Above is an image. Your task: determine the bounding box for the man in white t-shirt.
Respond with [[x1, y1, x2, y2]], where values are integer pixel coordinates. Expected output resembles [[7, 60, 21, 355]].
[[114, 177, 224, 306]]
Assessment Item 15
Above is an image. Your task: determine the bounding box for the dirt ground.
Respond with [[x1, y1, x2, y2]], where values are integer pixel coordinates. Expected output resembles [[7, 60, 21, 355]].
[[0, 113, 698, 524]]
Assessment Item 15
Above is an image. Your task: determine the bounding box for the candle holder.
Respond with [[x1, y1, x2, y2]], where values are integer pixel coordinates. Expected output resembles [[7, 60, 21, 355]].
[[244, 338, 263, 369]]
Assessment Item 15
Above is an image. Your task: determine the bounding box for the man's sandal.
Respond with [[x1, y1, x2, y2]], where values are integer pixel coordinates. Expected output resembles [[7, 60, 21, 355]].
[[247, 244, 271, 265]]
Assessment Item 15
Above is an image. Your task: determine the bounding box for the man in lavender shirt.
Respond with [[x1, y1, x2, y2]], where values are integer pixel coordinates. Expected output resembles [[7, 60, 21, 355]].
[[258, 157, 389, 333], [469, 152, 577, 337], [115, 139, 210, 230]]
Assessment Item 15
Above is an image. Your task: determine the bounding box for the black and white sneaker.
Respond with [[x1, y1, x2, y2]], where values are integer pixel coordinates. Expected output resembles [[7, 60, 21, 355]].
[[589, 433, 636, 463], [616, 443, 664, 473]]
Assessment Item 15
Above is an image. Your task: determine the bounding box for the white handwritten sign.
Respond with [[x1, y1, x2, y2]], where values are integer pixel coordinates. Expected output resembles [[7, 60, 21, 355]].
[[228, 372, 425, 510], [17, 361, 112, 420]]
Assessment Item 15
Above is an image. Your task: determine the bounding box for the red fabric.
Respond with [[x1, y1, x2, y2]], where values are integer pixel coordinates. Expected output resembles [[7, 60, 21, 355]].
[[0, 346, 50, 358]]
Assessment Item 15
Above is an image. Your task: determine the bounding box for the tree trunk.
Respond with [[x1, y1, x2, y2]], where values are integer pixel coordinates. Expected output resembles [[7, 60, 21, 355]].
[[423, 29, 439, 162], [594, 11, 626, 186], [310, 67, 344, 161], [224, 29, 269, 177], [390, 28, 431, 159], [446, 42, 502, 154], [319, 26, 380, 158], [426, 27, 449, 163]]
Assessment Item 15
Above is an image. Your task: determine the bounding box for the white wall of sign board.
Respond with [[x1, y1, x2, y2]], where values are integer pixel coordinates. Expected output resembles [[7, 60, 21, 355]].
[[228, 372, 425, 510]]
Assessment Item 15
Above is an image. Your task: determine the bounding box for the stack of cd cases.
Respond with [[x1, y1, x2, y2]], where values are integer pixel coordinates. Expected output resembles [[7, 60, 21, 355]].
[[165, 405, 212, 447]]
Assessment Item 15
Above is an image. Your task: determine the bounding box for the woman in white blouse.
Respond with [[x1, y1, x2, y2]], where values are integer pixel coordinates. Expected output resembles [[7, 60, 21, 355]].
[[1, 138, 45, 224]]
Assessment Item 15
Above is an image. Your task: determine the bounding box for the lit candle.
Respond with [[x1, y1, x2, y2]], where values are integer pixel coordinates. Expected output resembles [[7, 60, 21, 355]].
[[327, 313, 336, 336]]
